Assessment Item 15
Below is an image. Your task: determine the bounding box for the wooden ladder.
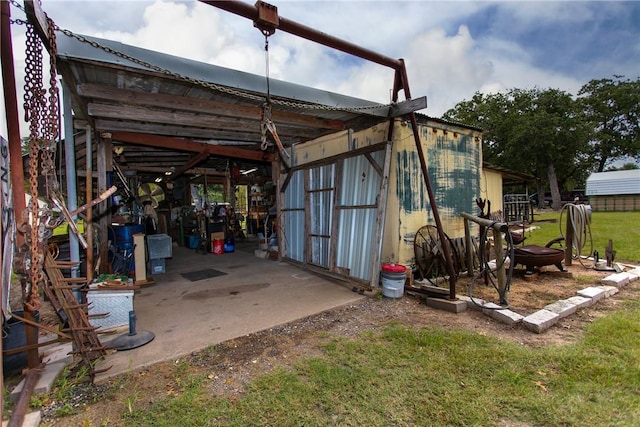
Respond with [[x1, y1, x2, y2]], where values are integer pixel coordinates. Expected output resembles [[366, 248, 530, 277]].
[[43, 252, 107, 377]]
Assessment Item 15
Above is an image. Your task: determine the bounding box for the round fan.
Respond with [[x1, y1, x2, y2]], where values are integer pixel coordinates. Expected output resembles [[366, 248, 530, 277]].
[[138, 182, 165, 208]]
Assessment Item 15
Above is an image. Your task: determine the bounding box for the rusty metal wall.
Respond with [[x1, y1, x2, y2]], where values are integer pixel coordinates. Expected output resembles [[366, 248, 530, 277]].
[[382, 120, 483, 268]]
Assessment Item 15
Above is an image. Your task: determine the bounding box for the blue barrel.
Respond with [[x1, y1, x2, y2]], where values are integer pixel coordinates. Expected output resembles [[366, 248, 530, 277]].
[[109, 224, 144, 250], [224, 237, 235, 253], [2, 311, 40, 374]]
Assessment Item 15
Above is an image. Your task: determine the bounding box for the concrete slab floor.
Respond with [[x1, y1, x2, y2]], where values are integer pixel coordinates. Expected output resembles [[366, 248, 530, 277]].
[[93, 241, 365, 382]]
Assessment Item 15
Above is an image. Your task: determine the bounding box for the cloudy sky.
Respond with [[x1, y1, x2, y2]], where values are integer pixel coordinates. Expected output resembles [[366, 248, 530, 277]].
[[3, 0, 639, 137]]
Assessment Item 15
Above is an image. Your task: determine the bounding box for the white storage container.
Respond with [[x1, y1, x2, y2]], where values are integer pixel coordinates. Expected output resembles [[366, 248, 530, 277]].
[[87, 289, 134, 330]]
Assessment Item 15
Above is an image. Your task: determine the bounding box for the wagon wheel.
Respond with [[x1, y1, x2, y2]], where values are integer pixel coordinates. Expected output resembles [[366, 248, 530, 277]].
[[413, 225, 460, 286]]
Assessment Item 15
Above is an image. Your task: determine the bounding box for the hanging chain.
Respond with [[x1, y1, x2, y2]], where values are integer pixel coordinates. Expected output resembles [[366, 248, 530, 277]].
[[19, 8, 63, 312], [261, 32, 272, 151], [22, 18, 46, 312]]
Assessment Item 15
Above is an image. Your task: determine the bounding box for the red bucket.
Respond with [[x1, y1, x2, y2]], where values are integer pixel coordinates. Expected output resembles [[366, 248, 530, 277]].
[[212, 239, 224, 255]]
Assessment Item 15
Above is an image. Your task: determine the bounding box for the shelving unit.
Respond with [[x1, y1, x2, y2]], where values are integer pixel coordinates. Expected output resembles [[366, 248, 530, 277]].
[[248, 190, 268, 235]]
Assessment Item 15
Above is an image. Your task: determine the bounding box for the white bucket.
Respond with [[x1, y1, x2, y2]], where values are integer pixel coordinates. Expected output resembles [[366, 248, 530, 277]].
[[381, 269, 406, 298]]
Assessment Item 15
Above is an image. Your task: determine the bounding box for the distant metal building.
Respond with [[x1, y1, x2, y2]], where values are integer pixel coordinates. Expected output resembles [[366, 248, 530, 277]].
[[586, 169, 640, 211]]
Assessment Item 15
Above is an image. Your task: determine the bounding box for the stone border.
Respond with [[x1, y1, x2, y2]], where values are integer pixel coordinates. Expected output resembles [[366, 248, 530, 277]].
[[458, 265, 640, 334]]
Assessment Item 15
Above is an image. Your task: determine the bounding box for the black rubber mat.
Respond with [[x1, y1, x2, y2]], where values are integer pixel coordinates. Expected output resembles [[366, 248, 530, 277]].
[[181, 268, 227, 282]]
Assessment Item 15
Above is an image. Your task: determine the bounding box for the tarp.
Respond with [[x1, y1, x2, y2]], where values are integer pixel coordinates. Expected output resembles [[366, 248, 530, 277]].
[[1, 135, 14, 319]]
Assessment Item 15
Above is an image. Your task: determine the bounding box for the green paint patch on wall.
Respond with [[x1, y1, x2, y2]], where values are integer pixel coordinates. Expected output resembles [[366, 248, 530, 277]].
[[396, 150, 429, 212], [396, 128, 480, 215]]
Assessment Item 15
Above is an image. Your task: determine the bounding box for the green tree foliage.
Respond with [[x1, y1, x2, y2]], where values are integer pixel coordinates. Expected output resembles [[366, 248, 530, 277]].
[[577, 76, 640, 172], [443, 88, 590, 209]]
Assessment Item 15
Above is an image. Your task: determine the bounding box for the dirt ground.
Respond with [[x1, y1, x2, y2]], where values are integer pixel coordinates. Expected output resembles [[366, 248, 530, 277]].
[[6, 261, 639, 426]]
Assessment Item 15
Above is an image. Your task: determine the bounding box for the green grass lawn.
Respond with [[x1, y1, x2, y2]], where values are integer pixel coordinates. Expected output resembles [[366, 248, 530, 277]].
[[117, 295, 640, 427], [29, 210, 640, 426], [525, 210, 640, 263]]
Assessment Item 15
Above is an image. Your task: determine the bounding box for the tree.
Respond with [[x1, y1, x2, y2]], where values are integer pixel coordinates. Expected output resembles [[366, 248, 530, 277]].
[[578, 76, 640, 172], [443, 88, 590, 210]]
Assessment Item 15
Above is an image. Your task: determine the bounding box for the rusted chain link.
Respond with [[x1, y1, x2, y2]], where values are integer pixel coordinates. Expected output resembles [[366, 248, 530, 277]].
[[23, 19, 45, 313]]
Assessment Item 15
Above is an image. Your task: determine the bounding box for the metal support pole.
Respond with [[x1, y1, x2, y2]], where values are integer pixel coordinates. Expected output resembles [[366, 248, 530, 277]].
[[63, 81, 81, 278], [461, 212, 510, 303], [1, 0, 27, 247]]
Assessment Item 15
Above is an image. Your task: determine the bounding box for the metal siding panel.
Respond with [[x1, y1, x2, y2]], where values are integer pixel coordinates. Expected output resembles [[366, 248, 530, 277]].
[[334, 152, 384, 281], [336, 208, 377, 280], [283, 170, 305, 261], [284, 171, 305, 209], [340, 151, 384, 205], [311, 191, 332, 235], [309, 164, 334, 190], [284, 211, 305, 262]]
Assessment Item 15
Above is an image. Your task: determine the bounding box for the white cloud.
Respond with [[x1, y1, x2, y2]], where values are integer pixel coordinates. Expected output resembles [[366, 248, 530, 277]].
[[4, 0, 638, 138]]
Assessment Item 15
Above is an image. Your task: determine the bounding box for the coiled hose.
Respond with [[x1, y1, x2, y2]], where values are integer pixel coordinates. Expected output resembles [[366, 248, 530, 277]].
[[559, 203, 594, 268]]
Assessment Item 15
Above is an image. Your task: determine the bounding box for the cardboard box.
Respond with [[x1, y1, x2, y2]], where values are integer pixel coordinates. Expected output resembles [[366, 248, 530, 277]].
[[210, 232, 225, 240]]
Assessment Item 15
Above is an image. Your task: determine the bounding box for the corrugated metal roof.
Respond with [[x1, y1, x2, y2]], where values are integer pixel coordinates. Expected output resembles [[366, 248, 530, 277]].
[[53, 31, 393, 183], [586, 170, 640, 195]]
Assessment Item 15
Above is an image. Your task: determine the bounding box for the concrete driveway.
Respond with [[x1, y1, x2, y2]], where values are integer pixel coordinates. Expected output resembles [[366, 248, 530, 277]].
[[94, 240, 365, 381]]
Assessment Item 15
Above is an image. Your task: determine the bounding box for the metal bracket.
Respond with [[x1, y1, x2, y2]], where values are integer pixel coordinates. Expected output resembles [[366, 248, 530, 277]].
[[254, 1, 279, 36]]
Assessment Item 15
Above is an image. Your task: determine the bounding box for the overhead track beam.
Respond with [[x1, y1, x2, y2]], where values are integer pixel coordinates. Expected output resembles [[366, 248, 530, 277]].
[[200, 1, 404, 71]]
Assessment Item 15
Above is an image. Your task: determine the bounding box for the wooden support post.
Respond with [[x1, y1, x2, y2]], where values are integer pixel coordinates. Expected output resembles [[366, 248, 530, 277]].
[[86, 125, 94, 282], [369, 141, 393, 290], [493, 231, 507, 304], [97, 133, 112, 273]]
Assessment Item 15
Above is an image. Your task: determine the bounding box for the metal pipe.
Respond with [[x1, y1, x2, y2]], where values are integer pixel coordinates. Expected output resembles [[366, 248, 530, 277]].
[[1, 0, 27, 248], [200, 0, 404, 70], [398, 62, 458, 300], [460, 212, 509, 233], [7, 367, 42, 427], [206, 0, 461, 297], [63, 81, 81, 279], [2, 0, 41, 370]]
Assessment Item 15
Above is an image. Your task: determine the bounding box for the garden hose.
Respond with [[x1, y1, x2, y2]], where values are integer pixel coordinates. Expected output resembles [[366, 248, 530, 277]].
[[559, 203, 594, 268]]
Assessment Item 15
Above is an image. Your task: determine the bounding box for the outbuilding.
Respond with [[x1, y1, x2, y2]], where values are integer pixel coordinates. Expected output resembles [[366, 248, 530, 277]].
[[586, 169, 640, 211]]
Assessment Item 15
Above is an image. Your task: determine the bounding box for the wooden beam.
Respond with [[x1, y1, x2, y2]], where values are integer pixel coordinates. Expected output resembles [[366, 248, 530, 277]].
[[172, 151, 210, 178], [388, 96, 427, 117], [88, 103, 253, 131], [110, 131, 276, 162], [88, 105, 324, 141], [24, 0, 51, 50], [77, 83, 345, 130], [89, 118, 268, 141]]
